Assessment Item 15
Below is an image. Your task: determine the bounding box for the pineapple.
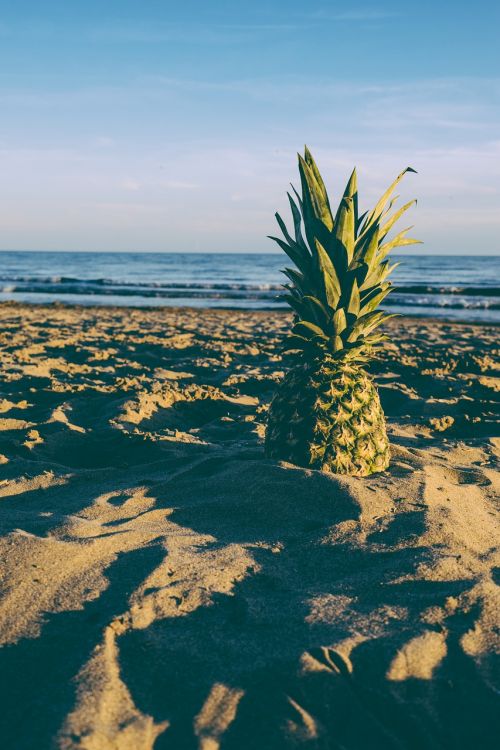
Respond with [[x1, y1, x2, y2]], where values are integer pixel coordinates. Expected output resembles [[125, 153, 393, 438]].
[[265, 148, 420, 476]]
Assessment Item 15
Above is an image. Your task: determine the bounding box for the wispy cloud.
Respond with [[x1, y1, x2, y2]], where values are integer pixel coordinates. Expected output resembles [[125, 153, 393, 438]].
[[93, 136, 115, 148], [118, 177, 199, 193], [3, 74, 497, 110], [89, 23, 300, 45], [307, 8, 400, 22], [160, 180, 199, 190], [120, 178, 141, 192], [1, 137, 499, 252], [89, 8, 399, 45], [1, 76, 497, 179]]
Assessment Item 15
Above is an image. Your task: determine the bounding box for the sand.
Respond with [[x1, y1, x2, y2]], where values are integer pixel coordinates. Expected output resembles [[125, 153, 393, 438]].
[[0, 301, 498, 749]]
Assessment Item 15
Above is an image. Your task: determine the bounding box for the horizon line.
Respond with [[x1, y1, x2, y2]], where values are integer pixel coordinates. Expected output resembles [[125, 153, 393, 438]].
[[1, 249, 499, 257]]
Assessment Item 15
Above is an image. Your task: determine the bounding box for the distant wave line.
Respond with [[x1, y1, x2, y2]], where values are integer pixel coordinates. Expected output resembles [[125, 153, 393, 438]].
[[1, 288, 499, 311], [0, 277, 499, 298]]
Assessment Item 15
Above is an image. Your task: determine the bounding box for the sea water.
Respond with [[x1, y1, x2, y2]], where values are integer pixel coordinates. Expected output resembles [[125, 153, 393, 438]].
[[0, 251, 498, 323]]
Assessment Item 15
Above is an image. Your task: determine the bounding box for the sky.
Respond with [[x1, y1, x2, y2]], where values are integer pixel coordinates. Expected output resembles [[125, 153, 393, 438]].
[[0, 0, 499, 254]]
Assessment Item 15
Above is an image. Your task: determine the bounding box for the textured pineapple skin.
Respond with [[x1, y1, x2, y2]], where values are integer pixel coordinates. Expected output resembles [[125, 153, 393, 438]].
[[265, 358, 390, 476]]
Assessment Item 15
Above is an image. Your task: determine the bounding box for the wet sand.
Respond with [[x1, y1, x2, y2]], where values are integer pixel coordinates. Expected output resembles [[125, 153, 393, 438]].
[[0, 302, 499, 749]]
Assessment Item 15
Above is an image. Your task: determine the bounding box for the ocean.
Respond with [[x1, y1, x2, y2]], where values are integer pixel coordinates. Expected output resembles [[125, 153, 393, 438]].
[[0, 251, 498, 323]]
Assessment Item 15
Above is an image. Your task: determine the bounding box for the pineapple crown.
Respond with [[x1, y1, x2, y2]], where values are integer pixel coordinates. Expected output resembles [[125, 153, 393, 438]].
[[269, 147, 421, 363]]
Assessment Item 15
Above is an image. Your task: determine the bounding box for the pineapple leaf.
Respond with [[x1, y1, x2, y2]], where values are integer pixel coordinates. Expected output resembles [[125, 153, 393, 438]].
[[380, 199, 417, 240], [322, 234, 349, 281], [284, 334, 318, 353], [357, 210, 368, 233], [381, 195, 399, 220], [275, 212, 297, 249], [287, 192, 308, 251], [347, 278, 361, 316], [361, 282, 388, 305], [364, 333, 390, 346], [293, 320, 329, 341], [363, 260, 393, 290], [268, 236, 308, 274], [304, 146, 331, 209], [334, 196, 355, 263], [333, 336, 344, 352], [360, 287, 392, 314], [290, 184, 303, 212], [342, 167, 358, 235], [346, 311, 382, 343], [379, 232, 422, 260], [333, 308, 347, 336], [298, 154, 334, 230], [386, 261, 400, 276], [314, 240, 341, 308], [282, 267, 307, 295], [355, 224, 380, 272], [275, 211, 311, 266], [343, 167, 358, 213], [270, 151, 418, 363], [360, 167, 417, 234], [282, 293, 307, 318], [351, 261, 370, 288], [303, 295, 329, 322]]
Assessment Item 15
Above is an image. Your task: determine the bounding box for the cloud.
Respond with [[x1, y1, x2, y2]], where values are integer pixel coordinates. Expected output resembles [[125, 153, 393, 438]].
[[307, 8, 399, 22], [1, 136, 498, 252], [0, 70, 498, 253], [120, 178, 141, 192], [160, 180, 199, 190], [93, 136, 116, 148], [2, 75, 498, 131], [118, 178, 199, 192], [89, 23, 300, 45], [89, 9, 399, 45]]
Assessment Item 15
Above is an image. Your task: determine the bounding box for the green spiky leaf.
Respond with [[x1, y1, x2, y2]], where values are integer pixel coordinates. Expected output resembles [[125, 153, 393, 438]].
[[298, 155, 334, 230], [270, 149, 419, 363], [347, 278, 360, 316], [333, 308, 347, 336], [360, 167, 417, 235], [380, 199, 417, 240], [287, 192, 308, 252], [293, 320, 329, 341], [314, 240, 341, 307]]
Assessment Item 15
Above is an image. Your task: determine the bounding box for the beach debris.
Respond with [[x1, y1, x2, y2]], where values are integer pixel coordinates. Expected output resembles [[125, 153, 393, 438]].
[[429, 415, 455, 432]]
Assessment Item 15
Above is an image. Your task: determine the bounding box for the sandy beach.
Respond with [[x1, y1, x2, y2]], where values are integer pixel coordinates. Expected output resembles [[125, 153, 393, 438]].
[[0, 301, 498, 749]]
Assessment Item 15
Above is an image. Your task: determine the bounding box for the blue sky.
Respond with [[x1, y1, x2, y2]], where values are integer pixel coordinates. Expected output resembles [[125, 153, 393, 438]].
[[0, 0, 499, 253]]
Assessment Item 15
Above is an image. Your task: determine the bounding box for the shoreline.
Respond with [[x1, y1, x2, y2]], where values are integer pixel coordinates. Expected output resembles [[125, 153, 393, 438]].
[[1, 298, 499, 327]]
